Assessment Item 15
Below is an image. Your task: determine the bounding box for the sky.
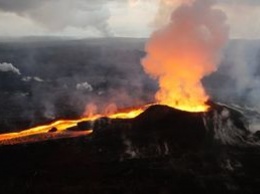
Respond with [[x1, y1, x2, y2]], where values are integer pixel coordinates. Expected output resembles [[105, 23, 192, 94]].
[[0, 0, 259, 39]]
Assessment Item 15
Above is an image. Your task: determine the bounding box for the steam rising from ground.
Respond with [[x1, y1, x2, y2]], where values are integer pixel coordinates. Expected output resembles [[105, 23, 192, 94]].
[[142, 0, 229, 111], [208, 40, 260, 111], [0, 62, 21, 75]]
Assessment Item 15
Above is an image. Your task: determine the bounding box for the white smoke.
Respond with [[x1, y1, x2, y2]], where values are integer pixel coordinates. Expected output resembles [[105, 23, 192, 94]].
[[22, 76, 44, 82], [225, 42, 260, 109], [0, 62, 21, 75], [76, 82, 93, 92]]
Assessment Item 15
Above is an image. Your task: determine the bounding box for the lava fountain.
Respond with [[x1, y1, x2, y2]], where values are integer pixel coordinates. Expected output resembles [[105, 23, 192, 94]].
[[142, 0, 229, 112]]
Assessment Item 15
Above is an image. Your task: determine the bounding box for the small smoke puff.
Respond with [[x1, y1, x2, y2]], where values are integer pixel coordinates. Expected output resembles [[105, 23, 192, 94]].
[[33, 77, 44, 82], [22, 77, 31, 82], [22, 76, 44, 82], [76, 82, 93, 92], [0, 62, 21, 75]]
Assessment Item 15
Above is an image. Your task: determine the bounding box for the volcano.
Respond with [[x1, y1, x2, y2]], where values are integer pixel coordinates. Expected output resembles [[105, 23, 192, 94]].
[[0, 102, 260, 194]]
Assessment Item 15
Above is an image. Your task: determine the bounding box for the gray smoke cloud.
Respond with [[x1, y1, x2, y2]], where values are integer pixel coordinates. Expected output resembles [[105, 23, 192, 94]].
[[225, 41, 260, 109], [0, 0, 258, 37], [213, 41, 260, 132], [0, 0, 117, 36], [203, 39, 260, 114]]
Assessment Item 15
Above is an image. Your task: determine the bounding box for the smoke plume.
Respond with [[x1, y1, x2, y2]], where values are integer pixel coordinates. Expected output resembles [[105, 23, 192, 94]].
[[217, 41, 260, 109], [142, 0, 229, 112], [0, 62, 21, 75]]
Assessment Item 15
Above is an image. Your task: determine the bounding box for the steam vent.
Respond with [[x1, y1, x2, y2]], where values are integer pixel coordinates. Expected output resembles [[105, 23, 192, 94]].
[[1, 102, 260, 194]]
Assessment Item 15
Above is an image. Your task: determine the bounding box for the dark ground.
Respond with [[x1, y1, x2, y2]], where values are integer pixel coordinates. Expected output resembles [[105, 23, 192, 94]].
[[0, 104, 260, 194]]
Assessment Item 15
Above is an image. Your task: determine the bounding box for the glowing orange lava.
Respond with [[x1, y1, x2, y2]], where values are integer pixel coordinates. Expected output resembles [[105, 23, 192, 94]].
[[154, 67, 210, 112], [0, 105, 147, 145]]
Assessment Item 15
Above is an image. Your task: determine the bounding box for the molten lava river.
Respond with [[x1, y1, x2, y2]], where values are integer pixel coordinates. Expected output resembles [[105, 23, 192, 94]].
[[0, 105, 149, 145], [0, 102, 208, 145]]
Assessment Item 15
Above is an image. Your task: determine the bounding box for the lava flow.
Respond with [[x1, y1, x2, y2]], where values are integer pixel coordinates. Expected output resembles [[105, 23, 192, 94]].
[[0, 105, 147, 145]]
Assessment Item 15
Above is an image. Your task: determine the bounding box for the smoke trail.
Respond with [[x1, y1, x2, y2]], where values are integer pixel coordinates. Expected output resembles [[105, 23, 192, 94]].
[[142, 0, 229, 112]]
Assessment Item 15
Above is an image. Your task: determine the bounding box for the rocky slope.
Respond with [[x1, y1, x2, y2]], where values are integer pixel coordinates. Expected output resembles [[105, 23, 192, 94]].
[[0, 102, 260, 194]]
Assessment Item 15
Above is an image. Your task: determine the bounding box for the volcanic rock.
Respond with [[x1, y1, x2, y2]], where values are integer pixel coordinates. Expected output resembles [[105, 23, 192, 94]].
[[77, 121, 92, 130], [48, 127, 57, 133], [0, 103, 259, 194], [66, 126, 80, 131], [66, 121, 93, 131]]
